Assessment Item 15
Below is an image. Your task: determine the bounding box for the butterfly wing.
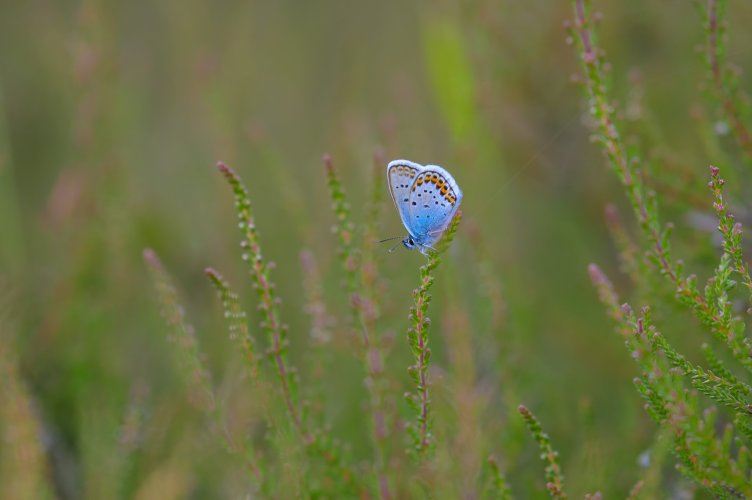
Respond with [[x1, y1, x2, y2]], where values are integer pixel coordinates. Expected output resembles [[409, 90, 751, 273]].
[[387, 159, 424, 236], [406, 165, 463, 245]]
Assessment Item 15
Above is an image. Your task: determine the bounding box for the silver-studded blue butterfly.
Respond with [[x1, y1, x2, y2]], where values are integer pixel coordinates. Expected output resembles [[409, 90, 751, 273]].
[[387, 159, 463, 255]]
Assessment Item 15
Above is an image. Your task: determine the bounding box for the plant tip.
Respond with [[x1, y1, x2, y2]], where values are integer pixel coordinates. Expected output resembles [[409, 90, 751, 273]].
[[143, 248, 160, 268]]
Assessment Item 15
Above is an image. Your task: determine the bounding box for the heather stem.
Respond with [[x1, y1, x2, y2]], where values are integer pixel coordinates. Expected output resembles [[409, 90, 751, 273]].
[[215, 161, 361, 494], [709, 165, 752, 308], [703, 0, 752, 164], [323, 153, 391, 498], [216, 161, 301, 430], [143, 249, 262, 480], [518, 405, 567, 499], [570, 0, 752, 371], [406, 211, 462, 460]]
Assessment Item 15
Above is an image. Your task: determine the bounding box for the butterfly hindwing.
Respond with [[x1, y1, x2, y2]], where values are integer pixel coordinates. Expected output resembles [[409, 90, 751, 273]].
[[387, 159, 424, 236], [407, 165, 462, 245]]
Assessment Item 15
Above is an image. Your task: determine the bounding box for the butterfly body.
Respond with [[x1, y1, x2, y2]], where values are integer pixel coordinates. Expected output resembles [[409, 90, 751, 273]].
[[386, 159, 463, 255]]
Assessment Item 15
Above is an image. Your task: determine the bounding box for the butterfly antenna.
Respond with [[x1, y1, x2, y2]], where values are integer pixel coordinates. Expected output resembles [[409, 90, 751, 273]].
[[377, 236, 402, 243], [388, 242, 402, 253]]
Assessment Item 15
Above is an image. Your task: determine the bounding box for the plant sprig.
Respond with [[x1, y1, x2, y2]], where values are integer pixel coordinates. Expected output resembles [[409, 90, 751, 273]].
[[486, 455, 513, 500], [323, 154, 392, 499], [709, 165, 752, 309], [588, 259, 752, 495], [518, 405, 566, 499], [0, 337, 47, 499], [143, 249, 250, 464], [406, 211, 462, 460], [652, 332, 752, 416], [205, 267, 258, 380], [700, 0, 752, 165], [216, 161, 300, 428], [143, 249, 217, 414], [569, 0, 752, 371], [215, 161, 362, 496]]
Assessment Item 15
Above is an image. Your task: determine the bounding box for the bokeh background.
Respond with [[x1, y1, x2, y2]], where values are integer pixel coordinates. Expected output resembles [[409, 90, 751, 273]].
[[2, 0, 752, 497]]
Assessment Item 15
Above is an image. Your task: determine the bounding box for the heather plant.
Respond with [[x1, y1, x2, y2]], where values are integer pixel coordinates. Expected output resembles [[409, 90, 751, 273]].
[[404, 209, 462, 461], [323, 153, 394, 495], [569, 0, 752, 495], [699, 0, 752, 167], [143, 157, 474, 497], [4, 0, 752, 498], [0, 333, 49, 499]]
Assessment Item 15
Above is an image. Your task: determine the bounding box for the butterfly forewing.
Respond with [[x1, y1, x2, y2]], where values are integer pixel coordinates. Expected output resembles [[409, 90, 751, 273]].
[[387, 160, 423, 234], [407, 166, 462, 243]]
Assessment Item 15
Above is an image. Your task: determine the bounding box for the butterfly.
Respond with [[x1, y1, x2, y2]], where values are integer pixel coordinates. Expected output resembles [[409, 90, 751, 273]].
[[386, 159, 463, 255]]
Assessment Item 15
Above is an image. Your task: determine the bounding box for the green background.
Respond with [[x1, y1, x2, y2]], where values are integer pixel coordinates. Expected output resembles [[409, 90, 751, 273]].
[[1, 0, 751, 497]]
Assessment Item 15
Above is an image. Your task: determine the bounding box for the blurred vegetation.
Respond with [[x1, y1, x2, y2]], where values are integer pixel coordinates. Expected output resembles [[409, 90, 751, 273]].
[[1, 0, 752, 497]]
